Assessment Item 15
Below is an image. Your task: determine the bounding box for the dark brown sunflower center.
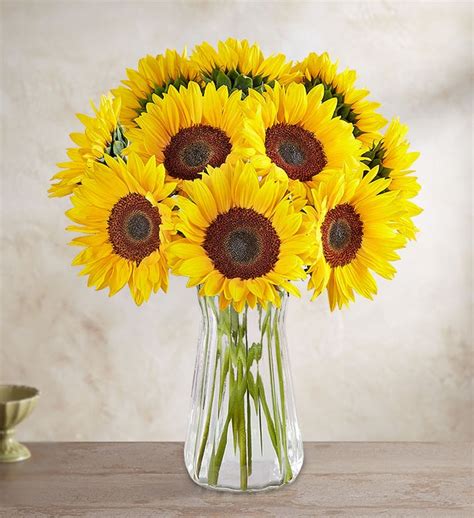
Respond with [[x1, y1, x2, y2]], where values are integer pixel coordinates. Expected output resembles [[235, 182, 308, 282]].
[[226, 229, 260, 264], [126, 213, 151, 241], [265, 123, 327, 182], [108, 192, 161, 264], [204, 207, 280, 279], [321, 203, 363, 267], [329, 219, 351, 250], [278, 141, 306, 165], [163, 124, 232, 180], [181, 141, 211, 168]]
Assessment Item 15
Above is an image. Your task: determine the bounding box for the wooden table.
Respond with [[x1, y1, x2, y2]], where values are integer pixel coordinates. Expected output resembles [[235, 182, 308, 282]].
[[0, 442, 471, 517]]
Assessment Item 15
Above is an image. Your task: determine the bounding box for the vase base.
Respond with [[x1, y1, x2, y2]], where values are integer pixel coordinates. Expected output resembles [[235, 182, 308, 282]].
[[186, 453, 304, 492], [188, 475, 301, 493]]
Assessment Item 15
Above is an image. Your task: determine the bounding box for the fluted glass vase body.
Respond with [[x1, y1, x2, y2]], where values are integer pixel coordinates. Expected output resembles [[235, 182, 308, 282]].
[[184, 290, 303, 491]]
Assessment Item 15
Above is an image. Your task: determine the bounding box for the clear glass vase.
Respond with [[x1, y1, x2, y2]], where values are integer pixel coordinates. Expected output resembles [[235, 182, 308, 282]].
[[184, 289, 304, 491]]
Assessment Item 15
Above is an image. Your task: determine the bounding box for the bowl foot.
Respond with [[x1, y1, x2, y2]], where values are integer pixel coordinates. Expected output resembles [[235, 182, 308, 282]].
[[0, 439, 31, 463]]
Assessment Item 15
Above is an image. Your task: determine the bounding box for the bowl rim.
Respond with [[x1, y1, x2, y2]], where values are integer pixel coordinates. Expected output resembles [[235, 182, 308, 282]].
[[0, 384, 40, 405]]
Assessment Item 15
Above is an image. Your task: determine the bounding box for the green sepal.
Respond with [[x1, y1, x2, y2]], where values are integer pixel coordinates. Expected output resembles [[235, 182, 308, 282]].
[[234, 74, 253, 91], [361, 140, 393, 183], [227, 69, 239, 81], [102, 123, 128, 163], [205, 68, 273, 97], [252, 75, 263, 87], [216, 70, 232, 89], [112, 140, 125, 156], [304, 77, 361, 136], [134, 76, 191, 117]]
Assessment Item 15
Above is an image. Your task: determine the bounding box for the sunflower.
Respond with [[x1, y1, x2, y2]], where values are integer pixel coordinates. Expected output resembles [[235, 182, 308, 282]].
[[168, 160, 315, 312], [111, 49, 199, 128], [293, 52, 386, 147], [127, 81, 244, 188], [240, 82, 362, 199], [191, 38, 297, 96], [49, 95, 127, 198], [307, 164, 406, 310], [66, 154, 176, 305], [361, 118, 421, 240]]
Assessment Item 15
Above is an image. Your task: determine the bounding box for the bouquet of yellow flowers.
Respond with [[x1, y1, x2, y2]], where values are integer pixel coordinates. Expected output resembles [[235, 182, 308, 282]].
[[50, 39, 421, 492]]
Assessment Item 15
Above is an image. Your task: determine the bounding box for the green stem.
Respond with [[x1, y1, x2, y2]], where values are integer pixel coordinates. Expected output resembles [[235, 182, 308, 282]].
[[257, 365, 263, 456], [257, 305, 263, 455], [207, 412, 232, 486], [195, 297, 222, 478], [196, 346, 219, 478], [202, 296, 292, 489], [238, 367, 247, 490], [266, 305, 282, 468], [208, 358, 247, 486], [244, 307, 252, 478], [217, 334, 229, 415], [256, 374, 278, 453], [273, 310, 293, 482], [193, 296, 211, 465], [230, 308, 239, 454]]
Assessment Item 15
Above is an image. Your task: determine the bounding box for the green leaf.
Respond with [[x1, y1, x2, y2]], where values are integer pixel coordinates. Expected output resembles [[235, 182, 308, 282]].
[[246, 347, 256, 370], [247, 371, 259, 414], [237, 344, 246, 365], [218, 308, 230, 334], [246, 342, 262, 369], [230, 306, 240, 329], [229, 344, 239, 367]]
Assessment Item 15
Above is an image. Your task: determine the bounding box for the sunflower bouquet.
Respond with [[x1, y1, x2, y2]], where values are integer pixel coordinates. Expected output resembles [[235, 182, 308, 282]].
[[50, 39, 421, 491]]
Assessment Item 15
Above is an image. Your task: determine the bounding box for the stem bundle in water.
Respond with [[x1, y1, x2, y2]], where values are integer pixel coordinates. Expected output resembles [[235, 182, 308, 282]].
[[185, 290, 303, 491]]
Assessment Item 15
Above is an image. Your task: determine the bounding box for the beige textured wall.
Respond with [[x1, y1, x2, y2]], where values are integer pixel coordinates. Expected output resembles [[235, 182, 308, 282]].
[[1, 1, 472, 442]]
